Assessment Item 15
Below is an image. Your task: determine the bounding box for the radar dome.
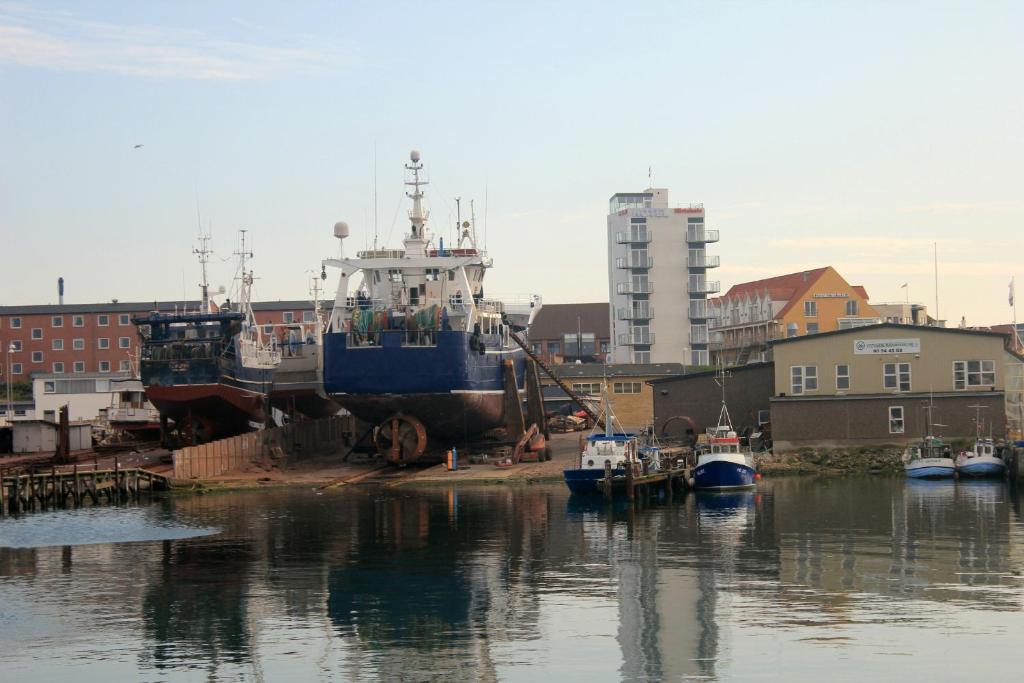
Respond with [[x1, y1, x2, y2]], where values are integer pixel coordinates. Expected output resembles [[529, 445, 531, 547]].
[[333, 221, 349, 239], [410, 149, 421, 163]]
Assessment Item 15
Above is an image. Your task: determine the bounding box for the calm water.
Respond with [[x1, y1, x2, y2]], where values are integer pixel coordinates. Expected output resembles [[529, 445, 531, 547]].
[[2, 478, 1024, 681]]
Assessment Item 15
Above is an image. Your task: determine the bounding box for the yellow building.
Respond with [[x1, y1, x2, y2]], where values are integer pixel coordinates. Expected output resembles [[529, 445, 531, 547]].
[[546, 363, 685, 430], [709, 266, 881, 365]]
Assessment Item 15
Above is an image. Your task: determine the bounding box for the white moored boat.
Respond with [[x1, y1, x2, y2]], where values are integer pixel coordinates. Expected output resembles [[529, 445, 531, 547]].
[[903, 437, 955, 479], [955, 438, 1006, 478]]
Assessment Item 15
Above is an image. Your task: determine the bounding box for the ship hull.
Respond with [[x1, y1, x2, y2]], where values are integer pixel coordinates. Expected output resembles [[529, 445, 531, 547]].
[[323, 329, 526, 440], [563, 468, 626, 495], [693, 458, 756, 490]]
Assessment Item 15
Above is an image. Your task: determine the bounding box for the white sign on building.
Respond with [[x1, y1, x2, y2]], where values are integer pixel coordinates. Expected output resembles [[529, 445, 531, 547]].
[[853, 338, 921, 355]]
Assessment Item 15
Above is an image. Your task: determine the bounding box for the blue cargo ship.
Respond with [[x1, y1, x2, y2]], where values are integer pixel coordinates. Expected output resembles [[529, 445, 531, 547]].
[[321, 151, 540, 463]]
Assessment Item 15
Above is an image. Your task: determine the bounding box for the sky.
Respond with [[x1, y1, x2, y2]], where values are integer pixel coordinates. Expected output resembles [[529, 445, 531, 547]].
[[1, 1, 1022, 325]]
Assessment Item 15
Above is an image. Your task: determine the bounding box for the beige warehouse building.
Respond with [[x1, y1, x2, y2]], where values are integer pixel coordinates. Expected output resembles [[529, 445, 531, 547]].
[[770, 324, 1007, 450]]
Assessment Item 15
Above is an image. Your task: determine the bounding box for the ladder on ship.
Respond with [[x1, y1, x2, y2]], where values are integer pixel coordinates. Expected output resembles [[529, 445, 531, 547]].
[[508, 331, 605, 430]]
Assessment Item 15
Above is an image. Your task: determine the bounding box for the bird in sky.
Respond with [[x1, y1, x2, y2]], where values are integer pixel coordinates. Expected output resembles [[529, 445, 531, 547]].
[[133, 144, 144, 149]]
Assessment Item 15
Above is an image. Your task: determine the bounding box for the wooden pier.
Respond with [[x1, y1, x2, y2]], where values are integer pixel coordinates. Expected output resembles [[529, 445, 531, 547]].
[[0, 463, 171, 516], [597, 460, 692, 503]]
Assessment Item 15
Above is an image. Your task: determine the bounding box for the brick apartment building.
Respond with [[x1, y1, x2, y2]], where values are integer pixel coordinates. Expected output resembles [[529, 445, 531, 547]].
[[0, 300, 326, 381]]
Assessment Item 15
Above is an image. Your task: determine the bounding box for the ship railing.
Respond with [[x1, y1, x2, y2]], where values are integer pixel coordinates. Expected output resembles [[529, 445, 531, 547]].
[[140, 341, 221, 361]]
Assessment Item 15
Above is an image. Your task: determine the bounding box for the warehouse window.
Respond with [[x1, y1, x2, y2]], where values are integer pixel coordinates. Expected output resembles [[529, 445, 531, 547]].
[[614, 382, 641, 394], [836, 364, 850, 391], [884, 363, 911, 392], [889, 406, 905, 434], [572, 383, 602, 394], [953, 360, 995, 389], [790, 365, 817, 395]]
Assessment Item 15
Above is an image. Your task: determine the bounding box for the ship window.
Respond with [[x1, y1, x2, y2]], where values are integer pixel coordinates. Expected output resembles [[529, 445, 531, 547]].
[[426, 268, 441, 281], [889, 406, 904, 434], [388, 270, 403, 283], [448, 270, 455, 281]]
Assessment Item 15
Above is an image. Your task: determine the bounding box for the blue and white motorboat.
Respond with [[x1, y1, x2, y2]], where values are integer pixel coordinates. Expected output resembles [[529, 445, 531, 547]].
[[563, 387, 655, 495], [563, 431, 639, 495], [955, 438, 1006, 478], [903, 437, 956, 479], [692, 368, 756, 491]]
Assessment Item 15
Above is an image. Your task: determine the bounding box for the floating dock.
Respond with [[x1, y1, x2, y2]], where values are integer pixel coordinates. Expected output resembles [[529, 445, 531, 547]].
[[597, 457, 693, 502]]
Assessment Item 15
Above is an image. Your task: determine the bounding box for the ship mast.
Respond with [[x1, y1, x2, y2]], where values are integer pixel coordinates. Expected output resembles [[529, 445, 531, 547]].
[[193, 231, 212, 313], [404, 150, 429, 258], [234, 230, 255, 325]]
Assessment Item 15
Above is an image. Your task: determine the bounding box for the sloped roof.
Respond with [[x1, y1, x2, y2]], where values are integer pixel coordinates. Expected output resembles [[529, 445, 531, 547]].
[[718, 267, 830, 305], [528, 302, 610, 339]]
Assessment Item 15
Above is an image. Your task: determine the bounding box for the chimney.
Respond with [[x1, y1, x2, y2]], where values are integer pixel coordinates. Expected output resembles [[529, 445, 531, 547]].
[[58, 277, 64, 305]]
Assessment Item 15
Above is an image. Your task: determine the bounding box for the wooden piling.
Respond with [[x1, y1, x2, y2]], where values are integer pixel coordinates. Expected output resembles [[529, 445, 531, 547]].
[[626, 463, 635, 502], [603, 461, 613, 501]]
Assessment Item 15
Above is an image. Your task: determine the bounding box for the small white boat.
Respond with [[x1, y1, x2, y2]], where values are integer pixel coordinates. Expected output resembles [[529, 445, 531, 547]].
[[955, 438, 1006, 478], [903, 437, 955, 479], [563, 387, 640, 495]]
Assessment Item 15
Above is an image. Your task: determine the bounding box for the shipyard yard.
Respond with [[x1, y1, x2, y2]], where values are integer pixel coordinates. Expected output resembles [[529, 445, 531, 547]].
[[4, 1, 1024, 681]]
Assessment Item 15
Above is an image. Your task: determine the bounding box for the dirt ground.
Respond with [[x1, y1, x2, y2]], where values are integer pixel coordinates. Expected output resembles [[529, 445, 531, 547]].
[[175, 430, 587, 490]]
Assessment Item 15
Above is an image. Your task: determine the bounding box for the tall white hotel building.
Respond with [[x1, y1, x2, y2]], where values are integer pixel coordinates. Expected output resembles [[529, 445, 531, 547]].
[[607, 188, 720, 366]]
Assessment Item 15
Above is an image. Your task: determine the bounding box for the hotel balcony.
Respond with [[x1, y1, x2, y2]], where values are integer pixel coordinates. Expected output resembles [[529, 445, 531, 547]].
[[686, 227, 719, 244], [617, 306, 654, 320], [617, 332, 655, 346], [689, 329, 709, 344], [616, 281, 654, 295], [615, 255, 654, 269], [615, 231, 652, 244], [688, 254, 720, 268], [689, 280, 720, 294]]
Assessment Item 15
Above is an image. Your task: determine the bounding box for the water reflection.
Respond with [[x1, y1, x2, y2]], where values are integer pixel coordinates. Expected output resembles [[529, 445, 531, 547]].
[[0, 478, 1023, 680]]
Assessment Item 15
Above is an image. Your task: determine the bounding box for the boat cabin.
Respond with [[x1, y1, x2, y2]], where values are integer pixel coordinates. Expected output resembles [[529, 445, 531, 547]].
[[580, 433, 637, 470]]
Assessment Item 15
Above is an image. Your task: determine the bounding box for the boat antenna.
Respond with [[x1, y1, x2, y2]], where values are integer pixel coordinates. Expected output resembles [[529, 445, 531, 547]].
[[373, 139, 379, 251], [193, 229, 212, 313], [483, 175, 489, 252], [968, 404, 987, 440], [233, 229, 255, 322], [455, 196, 461, 247], [934, 242, 939, 325], [470, 199, 479, 250], [713, 358, 733, 431]]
